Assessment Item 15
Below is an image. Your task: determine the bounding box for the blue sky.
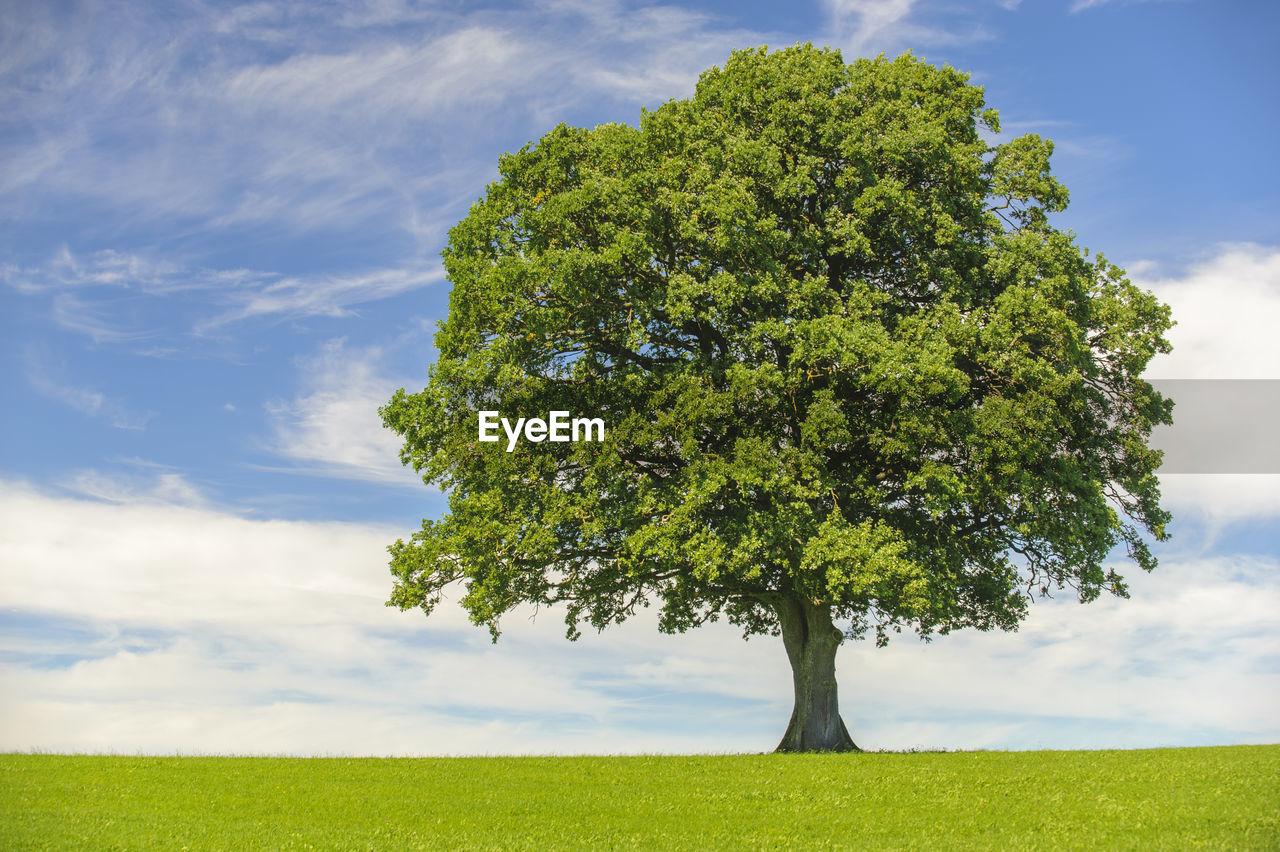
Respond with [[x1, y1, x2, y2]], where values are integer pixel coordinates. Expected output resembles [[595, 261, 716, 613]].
[[2, 0, 1278, 755]]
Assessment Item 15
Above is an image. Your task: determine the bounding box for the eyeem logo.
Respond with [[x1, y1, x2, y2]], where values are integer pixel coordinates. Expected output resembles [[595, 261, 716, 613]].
[[479, 410, 605, 452]]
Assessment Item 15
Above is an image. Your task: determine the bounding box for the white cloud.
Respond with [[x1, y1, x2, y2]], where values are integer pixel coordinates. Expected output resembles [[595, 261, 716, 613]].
[[0, 479, 1276, 755], [0, 479, 396, 629], [1138, 244, 1280, 380], [1158, 474, 1280, 530], [844, 553, 1280, 749], [264, 338, 422, 485], [1126, 245, 1280, 524], [0, 478, 771, 754]]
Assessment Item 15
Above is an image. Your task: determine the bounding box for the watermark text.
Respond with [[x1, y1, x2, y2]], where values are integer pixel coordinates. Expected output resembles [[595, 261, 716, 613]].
[[479, 410, 605, 452]]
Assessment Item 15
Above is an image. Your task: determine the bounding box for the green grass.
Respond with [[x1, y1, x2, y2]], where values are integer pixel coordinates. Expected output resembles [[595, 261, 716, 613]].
[[2, 746, 1277, 850]]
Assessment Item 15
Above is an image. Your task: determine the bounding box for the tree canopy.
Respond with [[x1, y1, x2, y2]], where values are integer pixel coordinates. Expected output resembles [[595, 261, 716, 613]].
[[381, 45, 1173, 751]]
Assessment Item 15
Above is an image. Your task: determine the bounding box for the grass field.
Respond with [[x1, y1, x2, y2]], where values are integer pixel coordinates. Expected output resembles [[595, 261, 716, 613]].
[[2, 746, 1277, 850]]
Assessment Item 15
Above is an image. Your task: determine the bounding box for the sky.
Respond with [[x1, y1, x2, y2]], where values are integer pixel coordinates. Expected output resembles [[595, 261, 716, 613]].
[[2, 0, 1278, 755]]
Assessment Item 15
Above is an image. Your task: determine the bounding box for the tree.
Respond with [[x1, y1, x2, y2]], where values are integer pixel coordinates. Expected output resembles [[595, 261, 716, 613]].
[[381, 45, 1173, 752]]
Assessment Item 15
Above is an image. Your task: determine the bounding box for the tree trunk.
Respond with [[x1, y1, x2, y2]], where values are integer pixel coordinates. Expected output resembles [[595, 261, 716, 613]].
[[773, 599, 859, 753]]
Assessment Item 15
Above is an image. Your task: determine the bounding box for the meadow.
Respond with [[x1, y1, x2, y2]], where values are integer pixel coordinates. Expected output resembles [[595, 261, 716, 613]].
[[2, 746, 1277, 849]]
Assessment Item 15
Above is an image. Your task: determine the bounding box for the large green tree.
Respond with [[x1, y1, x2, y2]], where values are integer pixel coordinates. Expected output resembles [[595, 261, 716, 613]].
[[381, 45, 1172, 752]]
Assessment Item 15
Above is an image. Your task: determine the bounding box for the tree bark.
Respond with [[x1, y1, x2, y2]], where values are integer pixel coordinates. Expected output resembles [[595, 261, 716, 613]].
[[773, 598, 859, 753]]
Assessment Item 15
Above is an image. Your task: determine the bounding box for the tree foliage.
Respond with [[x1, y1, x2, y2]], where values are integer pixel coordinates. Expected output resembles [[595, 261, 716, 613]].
[[381, 46, 1172, 746]]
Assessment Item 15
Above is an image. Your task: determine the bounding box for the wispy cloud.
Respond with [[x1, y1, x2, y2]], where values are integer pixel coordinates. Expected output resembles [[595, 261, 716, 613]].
[[821, 0, 992, 58], [5, 247, 445, 342], [60, 468, 210, 508], [983, 119, 1130, 176], [22, 347, 152, 430], [1049, 132, 1131, 164], [1068, 0, 1182, 13], [1, 0, 773, 245], [49, 293, 153, 345], [3, 248, 183, 296], [225, 27, 535, 117], [204, 267, 446, 328], [264, 338, 421, 485]]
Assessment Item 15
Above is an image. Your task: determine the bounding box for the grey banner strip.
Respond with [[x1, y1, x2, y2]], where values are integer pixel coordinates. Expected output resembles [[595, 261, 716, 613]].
[[1147, 380, 1280, 474]]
